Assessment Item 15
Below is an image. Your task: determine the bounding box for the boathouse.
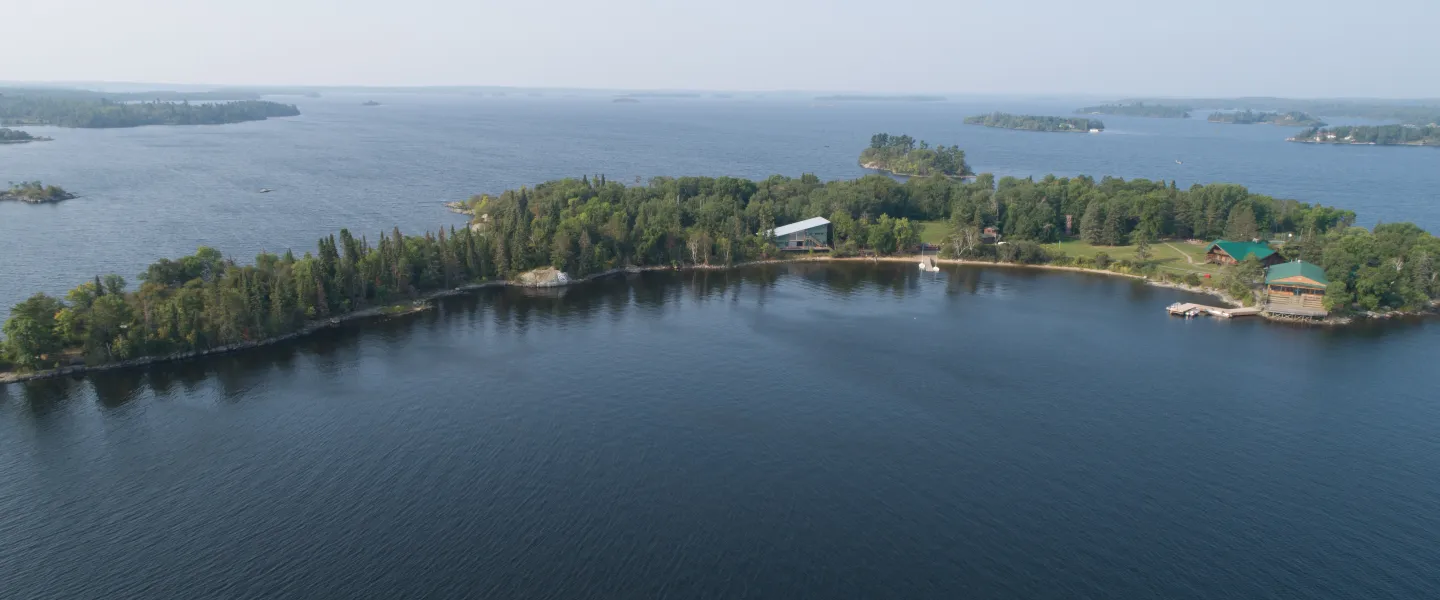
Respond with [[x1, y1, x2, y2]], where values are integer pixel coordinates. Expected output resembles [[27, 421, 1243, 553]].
[[1205, 240, 1283, 267], [768, 217, 832, 250], [1264, 260, 1329, 318]]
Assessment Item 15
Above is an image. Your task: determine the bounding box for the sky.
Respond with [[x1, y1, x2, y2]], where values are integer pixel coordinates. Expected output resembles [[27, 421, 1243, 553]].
[[5, 0, 1440, 98]]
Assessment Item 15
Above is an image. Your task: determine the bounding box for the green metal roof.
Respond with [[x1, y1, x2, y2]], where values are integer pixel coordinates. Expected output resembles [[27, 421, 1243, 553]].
[[1208, 240, 1276, 262], [1265, 260, 1329, 287]]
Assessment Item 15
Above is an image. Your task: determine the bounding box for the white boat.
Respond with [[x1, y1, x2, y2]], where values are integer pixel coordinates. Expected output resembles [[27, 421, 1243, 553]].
[[259, 188, 272, 193]]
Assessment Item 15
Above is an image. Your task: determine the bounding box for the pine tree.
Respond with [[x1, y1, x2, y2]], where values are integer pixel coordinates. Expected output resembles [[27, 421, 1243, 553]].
[[1080, 201, 1104, 244]]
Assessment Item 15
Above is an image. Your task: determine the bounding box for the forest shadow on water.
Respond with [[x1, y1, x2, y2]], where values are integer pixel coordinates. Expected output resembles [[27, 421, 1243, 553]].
[[1, 263, 1438, 600]]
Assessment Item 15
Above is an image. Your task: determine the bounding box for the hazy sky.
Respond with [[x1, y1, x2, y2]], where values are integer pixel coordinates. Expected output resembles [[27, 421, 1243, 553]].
[[7, 0, 1439, 97]]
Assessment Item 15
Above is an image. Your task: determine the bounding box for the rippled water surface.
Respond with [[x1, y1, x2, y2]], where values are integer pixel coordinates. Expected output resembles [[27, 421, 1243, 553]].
[[2, 264, 1438, 599]]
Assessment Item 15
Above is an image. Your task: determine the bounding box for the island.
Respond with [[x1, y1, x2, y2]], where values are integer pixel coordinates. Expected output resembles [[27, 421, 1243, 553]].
[[1075, 102, 1191, 118], [6, 159, 1437, 379], [613, 97, 641, 103], [362, 100, 381, 106], [859, 133, 972, 177], [0, 95, 300, 128], [0, 181, 75, 204], [1207, 110, 1326, 127], [0, 127, 51, 144], [964, 112, 1103, 132], [814, 95, 946, 102], [1289, 125, 1440, 146], [1115, 97, 1440, 125]]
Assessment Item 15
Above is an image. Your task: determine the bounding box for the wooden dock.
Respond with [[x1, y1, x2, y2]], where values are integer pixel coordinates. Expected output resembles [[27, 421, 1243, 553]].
[[1166, 303, 1262, 318]]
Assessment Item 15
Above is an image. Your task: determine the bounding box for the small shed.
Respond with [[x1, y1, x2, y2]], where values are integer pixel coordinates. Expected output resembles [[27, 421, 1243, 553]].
[[1264, 260, 1329, 317], [1205, 240, 1283, 267], [768, 217, 832, 250]]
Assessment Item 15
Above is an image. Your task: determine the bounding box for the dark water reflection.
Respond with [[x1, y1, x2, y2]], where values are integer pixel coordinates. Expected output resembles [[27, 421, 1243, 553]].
[[2, 264, 1438, 600]]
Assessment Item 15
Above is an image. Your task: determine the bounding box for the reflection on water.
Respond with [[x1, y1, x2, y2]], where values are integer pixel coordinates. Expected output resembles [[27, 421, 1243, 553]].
[[1, 263, 1437, 600]]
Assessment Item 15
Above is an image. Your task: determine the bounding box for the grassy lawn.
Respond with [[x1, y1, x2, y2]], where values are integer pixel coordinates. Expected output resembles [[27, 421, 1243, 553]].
[[916, 220, 949, 245], [1051, 238, 1221, 277]]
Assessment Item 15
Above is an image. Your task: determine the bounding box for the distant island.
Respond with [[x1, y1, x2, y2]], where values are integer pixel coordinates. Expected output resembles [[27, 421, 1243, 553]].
[[815, 95, 946, 102], [1207, 110, 1326, 127], [362, 100, 381, 106], [1, 181, 75, 204], [1118, 97, 1440, 125], [860, 133, 972, 177], [1075, 102, 1190, 118], [1290, 125, 1440, 146], [613, 97, 641, 103], [0, 96, 300, 128], [965, 112, 1103, 132], [0, 127, 51, 144]]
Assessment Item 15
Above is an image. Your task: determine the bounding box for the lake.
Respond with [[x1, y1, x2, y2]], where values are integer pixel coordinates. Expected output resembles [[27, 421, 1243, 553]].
[[3, 95, 1440, 599], [3, 95, 1439, 317], [2, 264, 1438, 599]]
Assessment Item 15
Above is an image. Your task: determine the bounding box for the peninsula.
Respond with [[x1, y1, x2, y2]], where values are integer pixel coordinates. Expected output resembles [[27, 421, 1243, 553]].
[[0, 181, 75, 204], [0, 128, 51, 143], [1076, 102, 1190, 118], [859, 133, 972, 177], [0, 95, 300, 128], [965, 112, 1103, 132], [1290, 125, 1440, 146], [5, 165, 1436, 379], [1207, 110, 1326, 127]]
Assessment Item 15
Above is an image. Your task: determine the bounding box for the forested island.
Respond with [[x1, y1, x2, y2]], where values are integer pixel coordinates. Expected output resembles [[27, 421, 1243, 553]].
[[1, 181, 74, 204], [362, 100, 381, 106], [965, 113, 1103, 132], [859, 133, 972, 177], [815, 95, 946, 102], [1076, 102, 1191, 118], [1120, 97, 1440, 125], [1207, 110, 1326, 127], [1290, 125, 1440, 146], [0, 128, 50, 143], [7, 164, 1438, 376], [0, 97, 300, 128]]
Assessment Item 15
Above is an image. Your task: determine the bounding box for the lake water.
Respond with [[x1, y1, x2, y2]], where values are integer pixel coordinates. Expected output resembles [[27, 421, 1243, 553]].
[[3, 95, 1438, 316], [3, 96, 1440, 599], [2, 264, 1438, 599]]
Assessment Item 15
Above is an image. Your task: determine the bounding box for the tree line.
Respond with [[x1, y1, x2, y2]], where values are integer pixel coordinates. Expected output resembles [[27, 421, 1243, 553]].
[[1075, 103, 1191, 118], [1292, 124, 1440, 146], [860, 133, 972, 177], [3, 170, 1430, 371], [0, 97, 300, 128], [964, 113, 1103, 132], [1207, 110, 1325, 127]]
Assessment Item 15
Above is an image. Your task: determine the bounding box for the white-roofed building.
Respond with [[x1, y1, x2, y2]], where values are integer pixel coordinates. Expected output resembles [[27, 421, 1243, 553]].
[[765, 217, 832, 251]]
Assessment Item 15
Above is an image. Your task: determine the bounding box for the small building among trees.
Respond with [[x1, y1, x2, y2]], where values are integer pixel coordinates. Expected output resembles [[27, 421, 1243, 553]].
[[1264, 260, 1329, 318], [768, 217, 832, 251], [1205, 240, 1283, 267]]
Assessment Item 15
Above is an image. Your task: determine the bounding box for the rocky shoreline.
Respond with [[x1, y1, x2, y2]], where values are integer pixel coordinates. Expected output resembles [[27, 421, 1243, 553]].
[[0, 190, 77, 204]]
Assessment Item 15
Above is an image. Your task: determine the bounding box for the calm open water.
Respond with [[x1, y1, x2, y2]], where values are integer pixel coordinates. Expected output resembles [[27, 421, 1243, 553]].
[[3, 96, 1440, 599], [2, 265, 1438, 599]]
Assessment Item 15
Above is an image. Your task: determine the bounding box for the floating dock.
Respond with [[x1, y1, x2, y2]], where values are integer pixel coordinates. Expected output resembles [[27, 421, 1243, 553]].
[[1166, 303, 1262, 318]]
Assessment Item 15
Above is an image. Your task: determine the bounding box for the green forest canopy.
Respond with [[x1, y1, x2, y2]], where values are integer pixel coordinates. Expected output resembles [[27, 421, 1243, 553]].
[[1207, 110, 1325, 126], [965, 112, 1103, 132], [1292, 125, 1440, 146], [0, 97, 300, 128], [1, 181, 71, 202], [8, 168, 1434, 371], [859, 133, 972, 177], [1075, 103, 1191, 118]]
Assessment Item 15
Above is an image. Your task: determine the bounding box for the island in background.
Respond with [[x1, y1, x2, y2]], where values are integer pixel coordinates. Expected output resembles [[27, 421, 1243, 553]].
[[859, 133, 972, 178], [362, 100, 381, 106], [1117, 97, 1440, 126], [0, 88, 300, 128], [1076, 102, 1191, 118], [1290, 124, 1440, 146], [814, 95, 946, 102], [965, 112, 1103, 132], [1208, 110, 1326, 127], [1, 181, 74, 204], [0, 127, 51, 144]]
